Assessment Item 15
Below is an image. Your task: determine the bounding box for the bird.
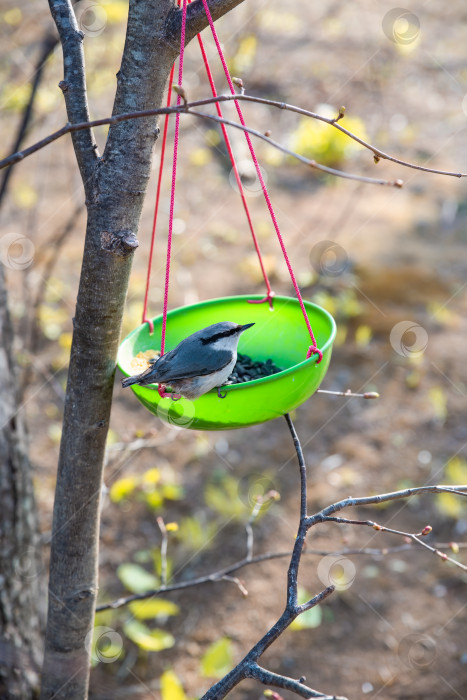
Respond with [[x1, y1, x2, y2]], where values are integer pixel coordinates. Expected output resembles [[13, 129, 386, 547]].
[[121, 321, 255, 400]]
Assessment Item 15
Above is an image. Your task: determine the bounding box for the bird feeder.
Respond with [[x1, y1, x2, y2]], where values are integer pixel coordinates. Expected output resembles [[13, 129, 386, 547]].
[[118, 295, 336, 431], [118, 0, 337, 430]]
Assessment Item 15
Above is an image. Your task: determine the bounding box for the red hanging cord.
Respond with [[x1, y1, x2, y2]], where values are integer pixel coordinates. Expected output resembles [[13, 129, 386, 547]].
[[197, 34, 275, 309], [160, 0, 188, 358], [200, 0, 322, 363], [142, 62, 176, 334]]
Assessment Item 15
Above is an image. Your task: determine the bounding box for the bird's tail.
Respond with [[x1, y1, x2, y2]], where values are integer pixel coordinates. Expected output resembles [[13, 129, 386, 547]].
[[121, 362, 158, 388], [121, 374, 143, 388]]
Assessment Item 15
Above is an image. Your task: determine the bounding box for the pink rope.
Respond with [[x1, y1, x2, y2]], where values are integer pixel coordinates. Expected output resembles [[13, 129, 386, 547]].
[[200, 0, 322, 362], [197, 33, 274, 309], [142, 62, 176, 335], [160, 0, 188, 358]]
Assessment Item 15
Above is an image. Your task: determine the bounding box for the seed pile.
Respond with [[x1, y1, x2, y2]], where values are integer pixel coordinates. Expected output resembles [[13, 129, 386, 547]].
[[228, 353, 282, 384]]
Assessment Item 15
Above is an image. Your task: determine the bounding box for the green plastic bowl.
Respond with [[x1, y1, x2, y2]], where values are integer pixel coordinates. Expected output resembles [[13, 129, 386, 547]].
[[118, 295, 336, 430]]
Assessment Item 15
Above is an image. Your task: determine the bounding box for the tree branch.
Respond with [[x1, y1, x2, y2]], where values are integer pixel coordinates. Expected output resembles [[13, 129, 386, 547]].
[[96, 541, 462, 612], [311, 485, 467, 525], [166, 0, 247, 47], [248, 664, 346, 700], [2, 95, 465, 182], [199, 415, 337, 700], [47, 0, 97, 186], [322, 517, 467, 572], [0, 32, 58, 208]]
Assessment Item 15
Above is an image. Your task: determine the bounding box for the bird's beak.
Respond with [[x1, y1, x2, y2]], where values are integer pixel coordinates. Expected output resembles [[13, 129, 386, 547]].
[[240, 323, 255, 331]]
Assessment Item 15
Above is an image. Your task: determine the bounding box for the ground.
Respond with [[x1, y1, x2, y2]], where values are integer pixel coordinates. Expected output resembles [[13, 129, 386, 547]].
[[1, 0, 467, 698]]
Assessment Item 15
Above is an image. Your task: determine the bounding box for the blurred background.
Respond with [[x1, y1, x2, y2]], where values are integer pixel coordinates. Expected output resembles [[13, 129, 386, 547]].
[[1, 0, 467, 697]]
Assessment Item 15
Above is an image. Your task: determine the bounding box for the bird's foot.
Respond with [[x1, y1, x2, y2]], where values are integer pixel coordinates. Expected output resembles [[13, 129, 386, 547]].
[[157, 384, 181, 400], [217, 387, 227, 399]]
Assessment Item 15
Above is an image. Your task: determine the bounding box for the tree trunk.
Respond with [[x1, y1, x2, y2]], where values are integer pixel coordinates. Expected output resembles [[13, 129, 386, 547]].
[[0, 264, 43, 699], [40, 1, 245, 698]]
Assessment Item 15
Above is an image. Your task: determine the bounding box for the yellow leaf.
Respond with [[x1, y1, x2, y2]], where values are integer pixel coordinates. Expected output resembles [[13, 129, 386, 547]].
[[110, 476, 138, 503], [200, 637, 233, 678], [161, 669, 188, 700], [355, 325, 372, 347], [189, 148, 212, 167], [129, 599, 179, 620], [142, 468, 161, 487], [123, 620, 175, 652], [145, 491, 164, 509], [428, 386, 447, 422], [4, 8, 22, 24], [445, 457, 467, 484], [436, 493, 464, 519]]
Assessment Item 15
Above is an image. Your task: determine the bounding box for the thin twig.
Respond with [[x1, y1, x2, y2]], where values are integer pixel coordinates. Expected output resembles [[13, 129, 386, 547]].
[[312, 485, 467, 525], [96, 542, 459, 612], [1, 94, 464, 180], [157, 517, 168, 587], [0, 32, 58, 208], [317, 388, 380, 399], [248, 664, 346, 700], [323, 517, 467, 572]]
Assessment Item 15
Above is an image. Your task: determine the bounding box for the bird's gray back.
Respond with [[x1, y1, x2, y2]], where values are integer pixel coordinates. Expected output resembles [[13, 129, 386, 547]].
[[153, 336, 232, 382]]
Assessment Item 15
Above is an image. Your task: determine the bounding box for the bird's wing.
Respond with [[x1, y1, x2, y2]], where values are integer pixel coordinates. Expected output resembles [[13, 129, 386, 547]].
[[153, 346, 233, 382]]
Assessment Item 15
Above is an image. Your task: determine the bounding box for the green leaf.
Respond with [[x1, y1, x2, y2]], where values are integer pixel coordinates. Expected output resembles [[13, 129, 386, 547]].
[[117, 563, 158, 594], [290, 605, 322, 630], [161, 669, 188, 700], [290, 587, 323, 630], [200, 637, 233, 678], [205, 475, 245, 520], [123, 620, 175, 652], [129, 598, 179, 620], [162, 483, 184, 501]]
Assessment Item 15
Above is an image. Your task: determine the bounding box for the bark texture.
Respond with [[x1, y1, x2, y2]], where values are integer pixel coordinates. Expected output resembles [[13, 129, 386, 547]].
[[0, 264, 43, 699], [40, 0, 245, 698]]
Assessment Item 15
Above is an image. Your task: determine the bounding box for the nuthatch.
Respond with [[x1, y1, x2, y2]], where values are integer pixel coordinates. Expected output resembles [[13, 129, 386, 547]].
[[121, 321, 255, 400]]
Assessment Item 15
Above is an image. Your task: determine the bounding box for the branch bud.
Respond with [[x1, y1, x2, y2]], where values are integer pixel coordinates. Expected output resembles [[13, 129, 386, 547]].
[[421, 525, 432, 536], [449, 541, 459, 554], [172, 85, 187, 103], [363, 392, 380, 399], [232, 76, 244, 90], [374, 155, 380, 164]]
